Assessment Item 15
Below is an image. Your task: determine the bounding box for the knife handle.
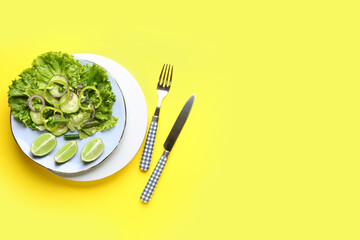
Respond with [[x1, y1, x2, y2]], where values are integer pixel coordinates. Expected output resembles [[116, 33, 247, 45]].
[[140, 150, 169, 203], [140, 119, 158, 171]]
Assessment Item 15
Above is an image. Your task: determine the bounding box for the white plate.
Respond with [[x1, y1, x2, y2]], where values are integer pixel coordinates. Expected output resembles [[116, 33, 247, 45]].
[[10, 59, 127, 174], [53, 54, 148, 181]]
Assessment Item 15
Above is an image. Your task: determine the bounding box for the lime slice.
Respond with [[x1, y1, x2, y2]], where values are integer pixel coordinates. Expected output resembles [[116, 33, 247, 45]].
[[81, 138, 104, 162], [55, 141, 78, 163], [31, 133, 57, 156]]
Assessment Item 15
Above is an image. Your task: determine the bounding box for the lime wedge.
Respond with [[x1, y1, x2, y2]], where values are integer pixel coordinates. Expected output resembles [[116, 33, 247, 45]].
[[31, 133, 57, 156], [55, 141, 78, 163], [81, 138, 104, 162]]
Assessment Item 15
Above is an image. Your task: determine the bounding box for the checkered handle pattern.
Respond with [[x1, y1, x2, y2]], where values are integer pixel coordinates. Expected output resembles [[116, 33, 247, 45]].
[[140, 153, 168, 203], [140, 120, 158, 171]]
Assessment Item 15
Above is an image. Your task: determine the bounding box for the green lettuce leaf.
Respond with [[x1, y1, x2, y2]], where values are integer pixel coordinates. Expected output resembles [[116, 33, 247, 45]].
[[69, 111, 91, 128], [32, 52, 82, 90], [77, 63, 118, 138], [8, 69, 35, 127], [8, 96, 32, 126], [78, 116, 118, 139]]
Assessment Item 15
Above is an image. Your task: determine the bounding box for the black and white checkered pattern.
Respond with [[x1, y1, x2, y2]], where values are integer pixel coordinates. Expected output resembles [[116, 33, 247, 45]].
[[140, 121, 158, 171], [140, 154, 168, 203]]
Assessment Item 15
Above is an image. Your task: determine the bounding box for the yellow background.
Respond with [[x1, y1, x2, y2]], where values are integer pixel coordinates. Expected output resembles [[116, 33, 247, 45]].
[[1, 0, 360, 239]]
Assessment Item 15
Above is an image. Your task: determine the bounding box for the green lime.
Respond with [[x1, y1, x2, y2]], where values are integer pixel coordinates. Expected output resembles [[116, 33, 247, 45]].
[[81, 138, 104, 162], [31, 133, 57, 157], [54, 141, 78, 163]]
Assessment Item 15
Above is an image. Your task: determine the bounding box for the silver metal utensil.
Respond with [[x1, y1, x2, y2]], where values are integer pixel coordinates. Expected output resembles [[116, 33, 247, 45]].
[[140, 94, 195, 203], [139, 64, 174, 171]]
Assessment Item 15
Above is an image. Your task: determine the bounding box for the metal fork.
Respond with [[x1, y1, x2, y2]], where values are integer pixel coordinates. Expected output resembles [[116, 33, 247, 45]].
[[140, 64, 173, 171]]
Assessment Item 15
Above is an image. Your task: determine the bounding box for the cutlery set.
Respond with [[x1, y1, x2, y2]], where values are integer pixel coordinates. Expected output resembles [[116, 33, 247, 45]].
[[139, 64, 195, 203]]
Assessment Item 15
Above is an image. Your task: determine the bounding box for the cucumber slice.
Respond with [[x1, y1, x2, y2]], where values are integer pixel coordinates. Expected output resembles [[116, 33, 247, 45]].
[[48, 84, 63, 97], [60, 93, 80, 114], [44, 76, 69, 106], [30, 109, 43, 125], [51, 125, 69, 136]]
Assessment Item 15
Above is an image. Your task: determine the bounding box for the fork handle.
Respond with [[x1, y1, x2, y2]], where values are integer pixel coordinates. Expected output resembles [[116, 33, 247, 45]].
[[140, 150, 169, 203], [140, 117, 159, 171]]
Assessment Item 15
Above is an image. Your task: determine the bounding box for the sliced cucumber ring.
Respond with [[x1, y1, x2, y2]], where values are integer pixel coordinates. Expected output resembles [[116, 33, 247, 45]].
[[60, 93, 80, 114], [30, 106, 43, 125], [52, 125, 69, 136]]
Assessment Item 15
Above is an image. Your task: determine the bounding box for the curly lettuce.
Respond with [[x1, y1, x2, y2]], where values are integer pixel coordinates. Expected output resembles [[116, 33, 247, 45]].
[[75, 64, 118, 138], [8, 69, 40, 127], [8, 51, 118, 138]]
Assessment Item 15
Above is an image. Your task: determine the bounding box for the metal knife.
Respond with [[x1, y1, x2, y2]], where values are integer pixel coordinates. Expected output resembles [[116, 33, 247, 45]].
[[140, 94, 195, 203]]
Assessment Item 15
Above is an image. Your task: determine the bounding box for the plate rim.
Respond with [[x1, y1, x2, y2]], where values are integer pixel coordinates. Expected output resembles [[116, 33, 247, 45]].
[[9, 58, 127, 174]]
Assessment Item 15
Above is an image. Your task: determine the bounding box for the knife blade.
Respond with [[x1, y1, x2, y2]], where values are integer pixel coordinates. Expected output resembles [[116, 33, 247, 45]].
[[140, 94, 195, 203], [163, 94, 195, 152]]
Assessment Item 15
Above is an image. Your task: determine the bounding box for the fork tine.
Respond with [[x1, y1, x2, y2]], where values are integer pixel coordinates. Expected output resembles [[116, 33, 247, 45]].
[[161, 64, 169, 86], [165, 64, 171, 87], [162, 64, 169, 86], [168, 65, 173, 87], [158, 64, 166, 85]]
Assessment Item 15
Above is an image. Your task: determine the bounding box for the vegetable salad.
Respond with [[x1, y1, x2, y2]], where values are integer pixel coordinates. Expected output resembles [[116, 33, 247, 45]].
[[8, 52, 118, 139]]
